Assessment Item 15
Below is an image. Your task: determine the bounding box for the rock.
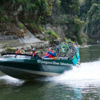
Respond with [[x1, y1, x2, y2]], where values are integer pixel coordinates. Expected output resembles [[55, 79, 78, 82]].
[[35, 34, 45, 40]]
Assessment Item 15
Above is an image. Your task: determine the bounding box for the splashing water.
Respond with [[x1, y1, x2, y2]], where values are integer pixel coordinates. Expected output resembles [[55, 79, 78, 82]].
[[46, 61, 100, 88], [1, 61, 100, 88], [0, 75, 24, 86]]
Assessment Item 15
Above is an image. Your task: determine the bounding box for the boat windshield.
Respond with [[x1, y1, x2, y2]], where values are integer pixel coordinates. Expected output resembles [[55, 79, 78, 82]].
[[2, 54, 31, 59], [3, 54, 16, 58]]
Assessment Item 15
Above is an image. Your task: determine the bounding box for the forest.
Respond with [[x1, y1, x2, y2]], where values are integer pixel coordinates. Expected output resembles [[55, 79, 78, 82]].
[[0, 0, 100, 45]]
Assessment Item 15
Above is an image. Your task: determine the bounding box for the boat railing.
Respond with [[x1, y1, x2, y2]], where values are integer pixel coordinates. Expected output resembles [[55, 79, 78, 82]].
[[1, 53, 32, 59]]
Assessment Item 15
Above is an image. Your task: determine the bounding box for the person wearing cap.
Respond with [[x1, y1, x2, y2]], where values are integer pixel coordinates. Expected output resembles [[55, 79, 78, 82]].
[[30, 48, 37, 56], [42, 48, 56, 59], [30, 48, 41, 59]]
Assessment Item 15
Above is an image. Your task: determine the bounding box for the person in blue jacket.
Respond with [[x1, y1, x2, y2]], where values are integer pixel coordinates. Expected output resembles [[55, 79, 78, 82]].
[[42, 48, 56, 59]]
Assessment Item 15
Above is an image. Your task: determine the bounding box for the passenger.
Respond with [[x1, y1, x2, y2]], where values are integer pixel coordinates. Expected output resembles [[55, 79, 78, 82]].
[[16, 48, 23, 54], [21, 48, 25, 54], [30, 48, 37, 56], [30, 48, 41, 59], [42, 48, 56, 59]]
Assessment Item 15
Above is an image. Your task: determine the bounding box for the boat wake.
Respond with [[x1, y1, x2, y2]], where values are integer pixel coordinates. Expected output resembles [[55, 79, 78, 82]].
[[0, 75, 24, 86], [45, 61, 100, 88], [1, 61, 100, 88]]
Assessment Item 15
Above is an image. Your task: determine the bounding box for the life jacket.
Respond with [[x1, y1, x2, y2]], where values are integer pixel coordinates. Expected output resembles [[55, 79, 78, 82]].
[[49, 54, 54, 58], [49, 54, 56, 59], [43, 51, 56, 59], [43, 52, 48, 57], [30, 52, 36, 56], [16, 50, 22, 54]]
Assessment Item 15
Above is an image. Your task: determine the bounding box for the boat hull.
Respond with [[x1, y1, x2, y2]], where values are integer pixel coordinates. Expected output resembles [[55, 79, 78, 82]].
[[0, 62, 72, 79], [0, 47, 80, 80]]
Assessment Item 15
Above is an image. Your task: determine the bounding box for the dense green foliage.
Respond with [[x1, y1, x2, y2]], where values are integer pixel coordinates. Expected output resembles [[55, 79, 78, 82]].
[[0, 0, 53, 22], [86, 3, 100, 38], [0, 0, 100, 44], [61, 0, 80, 15], [80, 0, 100, 42], [80, 0, 100, 18]]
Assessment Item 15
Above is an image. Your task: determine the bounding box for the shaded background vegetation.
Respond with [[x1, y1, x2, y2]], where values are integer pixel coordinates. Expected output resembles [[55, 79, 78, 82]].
[[0, 0, 100, 45]]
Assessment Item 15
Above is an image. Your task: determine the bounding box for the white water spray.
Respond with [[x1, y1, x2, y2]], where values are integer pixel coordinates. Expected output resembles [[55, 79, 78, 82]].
[[0, 75, 24, 86], [48, 61, 100, 88]]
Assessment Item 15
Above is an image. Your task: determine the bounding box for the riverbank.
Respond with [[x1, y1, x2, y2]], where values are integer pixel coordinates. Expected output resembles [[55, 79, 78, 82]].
[[0, 39, 49, 54]]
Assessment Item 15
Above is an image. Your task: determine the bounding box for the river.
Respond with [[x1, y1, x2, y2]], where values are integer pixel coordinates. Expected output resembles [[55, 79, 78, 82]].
[[0, 45, 100, 100]]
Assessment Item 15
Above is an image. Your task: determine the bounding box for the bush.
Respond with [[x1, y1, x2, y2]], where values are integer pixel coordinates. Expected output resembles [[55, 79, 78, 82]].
[[6, 47, 16, 53], [18, 23, 24, 29], [86, 3, 100, 38], [45, 30, 59, 39], [78, 33, 88, 44]]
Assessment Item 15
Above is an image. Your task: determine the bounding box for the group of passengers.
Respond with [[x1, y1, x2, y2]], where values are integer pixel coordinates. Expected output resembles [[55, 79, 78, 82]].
[[16, 48, 25, 54], [15, 47, 56, 59], [15, 41, 76, 59]]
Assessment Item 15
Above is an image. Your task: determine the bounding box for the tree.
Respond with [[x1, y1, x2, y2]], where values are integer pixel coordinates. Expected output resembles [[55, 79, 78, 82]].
[[61, 0, 80, 15], [86, 3, 100, 38]]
